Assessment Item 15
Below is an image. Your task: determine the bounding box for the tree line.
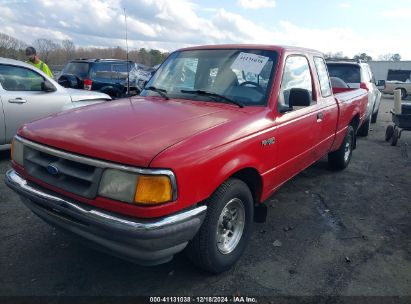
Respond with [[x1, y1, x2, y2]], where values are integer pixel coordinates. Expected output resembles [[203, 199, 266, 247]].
[[0, 32, 169, 67], [324, 51, 401, 62], [0, 32, 403, 66]]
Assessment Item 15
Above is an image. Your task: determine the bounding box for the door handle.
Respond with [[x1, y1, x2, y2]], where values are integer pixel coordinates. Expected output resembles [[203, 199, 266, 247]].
[[316, 112, 324, 122], [9, 98, 27, 104]]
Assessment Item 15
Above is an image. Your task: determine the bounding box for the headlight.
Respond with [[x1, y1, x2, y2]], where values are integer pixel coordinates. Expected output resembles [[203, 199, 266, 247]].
[[11, 137, 24, 166], [98, 169, 175, 205], [98, 169, 138, 203]]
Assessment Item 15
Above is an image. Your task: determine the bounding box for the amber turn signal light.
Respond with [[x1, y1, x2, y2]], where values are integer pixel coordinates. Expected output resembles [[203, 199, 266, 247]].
[[134, 175, 173, 204]]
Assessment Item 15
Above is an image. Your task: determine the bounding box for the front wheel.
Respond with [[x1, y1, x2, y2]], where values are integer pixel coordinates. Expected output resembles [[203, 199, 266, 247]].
[[186, 178, 254, 273], [328, 125, 354, 170]]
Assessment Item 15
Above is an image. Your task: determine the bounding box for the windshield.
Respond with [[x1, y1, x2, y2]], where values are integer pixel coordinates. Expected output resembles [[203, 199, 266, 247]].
[[141, 49, 278, 106]]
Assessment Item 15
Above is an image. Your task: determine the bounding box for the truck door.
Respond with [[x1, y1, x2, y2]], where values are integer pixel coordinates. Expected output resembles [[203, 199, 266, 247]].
[[313, 57, 338, 156], [273, 55, 321, 184], [0, 64, 71, 144]]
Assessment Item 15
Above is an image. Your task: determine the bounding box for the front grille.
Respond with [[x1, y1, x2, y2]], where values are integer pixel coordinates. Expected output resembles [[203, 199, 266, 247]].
[[24, 146, 103, 199]]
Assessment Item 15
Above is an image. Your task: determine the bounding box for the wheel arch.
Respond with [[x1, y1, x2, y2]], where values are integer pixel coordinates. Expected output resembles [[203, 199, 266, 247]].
[[230, 167, 263, 205], [350, 113, 361, 132], [395, 87, 408, 98], [350, 114, 360, 148]]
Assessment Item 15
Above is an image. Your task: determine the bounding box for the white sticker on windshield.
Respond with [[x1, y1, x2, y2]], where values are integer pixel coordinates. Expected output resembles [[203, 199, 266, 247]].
[[231, 52, 269, 75]]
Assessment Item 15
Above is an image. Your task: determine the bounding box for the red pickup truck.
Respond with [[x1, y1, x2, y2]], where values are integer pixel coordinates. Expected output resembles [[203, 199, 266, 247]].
[[6, 45, 368, 273]]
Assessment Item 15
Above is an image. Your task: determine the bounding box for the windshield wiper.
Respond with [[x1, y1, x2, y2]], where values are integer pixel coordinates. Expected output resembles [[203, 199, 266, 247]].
[[180, 89, 244, 108], [146, 86, 169, 100]]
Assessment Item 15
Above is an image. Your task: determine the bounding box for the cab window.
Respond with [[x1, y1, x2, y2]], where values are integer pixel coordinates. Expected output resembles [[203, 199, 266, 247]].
[[279, 56, 313, 108]]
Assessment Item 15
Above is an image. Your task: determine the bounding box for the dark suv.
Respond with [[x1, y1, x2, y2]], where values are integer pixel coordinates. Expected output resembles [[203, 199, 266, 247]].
[[58, 59, 135, 98]]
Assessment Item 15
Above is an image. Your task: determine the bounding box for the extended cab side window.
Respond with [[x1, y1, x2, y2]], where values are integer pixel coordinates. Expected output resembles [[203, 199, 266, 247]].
[[0, 64, 44, 91], [314, 57, 332, 97], [279, 56, 313, 108]]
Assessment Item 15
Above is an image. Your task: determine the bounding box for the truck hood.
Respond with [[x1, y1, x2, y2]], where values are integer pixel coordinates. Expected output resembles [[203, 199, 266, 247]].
[[19, 97, 245, 167], [66, 88, 111, 102]]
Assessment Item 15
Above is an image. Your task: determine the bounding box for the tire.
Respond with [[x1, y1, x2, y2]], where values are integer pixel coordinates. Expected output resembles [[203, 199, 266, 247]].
[[391, 128, 399, 146], [371, 109, 379, 123], [186, 178, 254, 273], [58, 75, 80, 88], [400, 89, 407, 99], [328, 125, 354, 170], [357, 117, 370, 137], [102, 90, 120, 99], [385, 125, 394, 142]]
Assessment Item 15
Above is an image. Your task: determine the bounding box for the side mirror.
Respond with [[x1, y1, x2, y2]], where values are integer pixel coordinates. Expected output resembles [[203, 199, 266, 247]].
[[41, 80, 56, 92], [376, 80, 385, 91], [278, 88, 311, 113], [289, 88, 311, 107]]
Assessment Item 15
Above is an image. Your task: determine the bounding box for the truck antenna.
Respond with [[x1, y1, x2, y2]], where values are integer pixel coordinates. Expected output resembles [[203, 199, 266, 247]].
[[124, 7, 130, 96]]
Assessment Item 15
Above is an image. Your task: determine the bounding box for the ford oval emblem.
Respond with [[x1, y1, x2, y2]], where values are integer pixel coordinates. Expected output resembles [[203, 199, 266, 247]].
[[47, 164, 59, 175]]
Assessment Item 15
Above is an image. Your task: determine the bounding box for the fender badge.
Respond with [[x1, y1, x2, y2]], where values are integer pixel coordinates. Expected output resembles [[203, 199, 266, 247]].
[[262, 137, 275, 146]]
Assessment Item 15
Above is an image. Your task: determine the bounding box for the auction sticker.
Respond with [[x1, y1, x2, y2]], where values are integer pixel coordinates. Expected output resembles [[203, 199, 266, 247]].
[[231, 52, 269, 75]]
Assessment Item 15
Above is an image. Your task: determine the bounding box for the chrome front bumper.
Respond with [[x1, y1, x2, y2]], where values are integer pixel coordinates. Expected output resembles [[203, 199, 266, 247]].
[[5, 170, 207, 265]]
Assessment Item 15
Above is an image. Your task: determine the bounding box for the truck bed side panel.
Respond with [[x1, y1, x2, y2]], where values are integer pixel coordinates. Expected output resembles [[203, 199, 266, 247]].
[[330, 88, 368, 151]]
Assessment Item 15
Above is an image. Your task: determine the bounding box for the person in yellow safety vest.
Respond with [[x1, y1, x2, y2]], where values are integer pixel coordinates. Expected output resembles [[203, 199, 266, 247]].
[[25, 46, 53, 78]]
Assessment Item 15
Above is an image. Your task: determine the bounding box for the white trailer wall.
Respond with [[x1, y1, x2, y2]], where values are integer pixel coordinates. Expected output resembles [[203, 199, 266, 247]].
[[369, 61, 411, 81]]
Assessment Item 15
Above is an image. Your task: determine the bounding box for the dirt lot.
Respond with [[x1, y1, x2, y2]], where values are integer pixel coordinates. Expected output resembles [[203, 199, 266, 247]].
[[1, 96, 410, 299]]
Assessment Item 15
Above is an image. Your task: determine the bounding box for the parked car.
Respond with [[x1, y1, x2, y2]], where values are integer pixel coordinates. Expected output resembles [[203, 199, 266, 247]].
[[377, 79, 386, 91], [6, 45, 368, 273], [58, 59, 138, 98], [326, 60, 381, 135], [382, 80, 411, 99], [128, 63, 155, 93], [0, 57, 111, 151]]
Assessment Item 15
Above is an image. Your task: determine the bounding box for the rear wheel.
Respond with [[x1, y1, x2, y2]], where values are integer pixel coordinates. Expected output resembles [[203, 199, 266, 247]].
[[391, 128, 399, 146], [186, 178, 253, 273], [58, 75, 80, 88], [357, 117, 370, 137], [385, 125, 394, 141], [328, 125, 354, 170]]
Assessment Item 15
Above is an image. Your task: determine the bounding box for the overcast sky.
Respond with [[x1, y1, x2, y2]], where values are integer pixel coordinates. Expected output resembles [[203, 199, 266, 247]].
[[1, 0, 411, 59]]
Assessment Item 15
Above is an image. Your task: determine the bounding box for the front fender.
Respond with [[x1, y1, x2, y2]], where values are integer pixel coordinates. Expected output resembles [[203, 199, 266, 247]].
[[151, 141, 267, 213], [200, 154, 265, 203]]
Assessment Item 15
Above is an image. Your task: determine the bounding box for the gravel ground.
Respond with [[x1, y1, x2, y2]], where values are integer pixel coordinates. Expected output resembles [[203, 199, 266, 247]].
[[1, 96, 410, 299]]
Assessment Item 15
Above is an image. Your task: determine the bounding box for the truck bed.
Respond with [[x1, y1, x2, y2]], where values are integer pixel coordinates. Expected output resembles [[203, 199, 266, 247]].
[[331, 88, 368, 151]]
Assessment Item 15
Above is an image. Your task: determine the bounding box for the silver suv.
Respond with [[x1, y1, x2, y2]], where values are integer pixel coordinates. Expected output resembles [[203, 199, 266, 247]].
[[326, 60, 382, 136]]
